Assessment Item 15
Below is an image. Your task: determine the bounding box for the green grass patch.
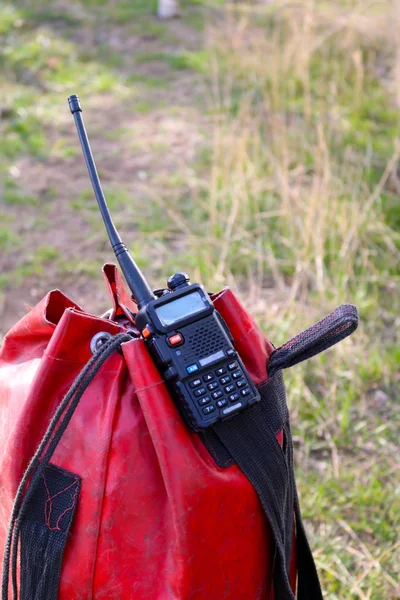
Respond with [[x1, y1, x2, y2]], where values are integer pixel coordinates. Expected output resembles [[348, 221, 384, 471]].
[[2, 179, 38, 205], [127, 73, 171, 89], [134, 50, 210, 73], [0, 228, 19, 250]]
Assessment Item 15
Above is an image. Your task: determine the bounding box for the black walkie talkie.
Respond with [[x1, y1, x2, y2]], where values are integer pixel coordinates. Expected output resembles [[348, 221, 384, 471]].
[[68, 94, 260, 431]]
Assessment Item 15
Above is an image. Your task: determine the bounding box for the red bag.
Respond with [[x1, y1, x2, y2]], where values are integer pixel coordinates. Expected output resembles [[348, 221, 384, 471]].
[[0, 264, 357, 599]]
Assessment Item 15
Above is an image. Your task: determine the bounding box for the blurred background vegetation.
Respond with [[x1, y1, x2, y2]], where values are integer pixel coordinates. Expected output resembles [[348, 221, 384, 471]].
[[0, 0, 399, 598]]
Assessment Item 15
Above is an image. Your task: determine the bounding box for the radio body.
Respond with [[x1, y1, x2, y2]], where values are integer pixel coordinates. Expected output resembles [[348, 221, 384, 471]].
[[135, 276, 260, 431], [69, 95, 260, 431]]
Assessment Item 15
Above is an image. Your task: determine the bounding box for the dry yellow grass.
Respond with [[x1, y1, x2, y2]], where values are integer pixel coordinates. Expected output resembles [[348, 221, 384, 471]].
[[180, 2, 400, 598]]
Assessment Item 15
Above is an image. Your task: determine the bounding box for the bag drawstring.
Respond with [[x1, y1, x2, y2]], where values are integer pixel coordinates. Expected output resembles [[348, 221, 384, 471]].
[[2, 332, 133, 600]]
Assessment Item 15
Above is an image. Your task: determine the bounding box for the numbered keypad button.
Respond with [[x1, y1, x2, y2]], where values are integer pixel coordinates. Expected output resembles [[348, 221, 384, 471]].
[[202, 405, 215, 415], [232, 370, 242, 379], [194, 387, 207, 397], [212, 390, 223, 400], [220, 376, 231, 385], [229, 392, 240, 402], [241, 388, 250, 396], [198, 396, 211, 406], [216, 398, 228, 408], [207, 381, 218, 391], [224, 384, 235, 394]]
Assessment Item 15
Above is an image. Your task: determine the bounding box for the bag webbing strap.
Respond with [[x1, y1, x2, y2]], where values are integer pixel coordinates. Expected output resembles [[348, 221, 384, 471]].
[[267, 304, 358, 378], [213, 373, 318, 600], [212, 305, 358, 598], [294, 483, 325, 599], [20, 465, 81, 600]]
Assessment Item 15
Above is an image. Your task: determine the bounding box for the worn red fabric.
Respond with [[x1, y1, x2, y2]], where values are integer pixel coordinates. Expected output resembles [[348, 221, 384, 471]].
[[0, 266, 296, 599]]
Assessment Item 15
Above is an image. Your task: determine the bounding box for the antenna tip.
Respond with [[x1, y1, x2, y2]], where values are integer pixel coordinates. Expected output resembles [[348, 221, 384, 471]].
[[68, 94, 82, 114]]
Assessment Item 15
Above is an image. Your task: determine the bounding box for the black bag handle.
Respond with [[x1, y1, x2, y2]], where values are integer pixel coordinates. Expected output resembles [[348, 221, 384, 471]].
[[213, 304, 359, 599], [268, 304, 358, 378]]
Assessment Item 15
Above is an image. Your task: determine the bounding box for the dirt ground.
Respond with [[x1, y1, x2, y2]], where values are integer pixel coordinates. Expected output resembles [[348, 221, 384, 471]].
[[0, 4, 207, 337]]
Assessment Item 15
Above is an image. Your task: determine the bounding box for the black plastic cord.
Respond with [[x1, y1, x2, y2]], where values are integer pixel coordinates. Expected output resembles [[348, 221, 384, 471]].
[[2, 332, 132, 600]]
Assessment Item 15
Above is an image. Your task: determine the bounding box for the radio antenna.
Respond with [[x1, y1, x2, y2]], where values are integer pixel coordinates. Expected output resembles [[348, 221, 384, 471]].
[[68, 94, 155, 309]]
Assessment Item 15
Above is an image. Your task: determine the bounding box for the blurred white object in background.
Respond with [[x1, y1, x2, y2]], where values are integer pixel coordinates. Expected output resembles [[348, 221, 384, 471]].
[[158, 0, 178, 18]]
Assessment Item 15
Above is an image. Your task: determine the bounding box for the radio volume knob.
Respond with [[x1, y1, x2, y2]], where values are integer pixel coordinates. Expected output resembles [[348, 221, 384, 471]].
[[167, 272, 190, 291]]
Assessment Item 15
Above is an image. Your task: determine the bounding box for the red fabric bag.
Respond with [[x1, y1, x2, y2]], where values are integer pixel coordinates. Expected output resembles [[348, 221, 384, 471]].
[[0, 264, 357, 599]]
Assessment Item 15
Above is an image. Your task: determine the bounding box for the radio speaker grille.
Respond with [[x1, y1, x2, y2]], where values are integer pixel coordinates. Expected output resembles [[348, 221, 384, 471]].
[[183, 322, 228, 364]]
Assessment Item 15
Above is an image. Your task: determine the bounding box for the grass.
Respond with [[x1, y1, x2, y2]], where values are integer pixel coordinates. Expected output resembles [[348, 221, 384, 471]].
[[134, 49, 211, 72], [186, 4, 399, 598], [0, 1, 399, 598]]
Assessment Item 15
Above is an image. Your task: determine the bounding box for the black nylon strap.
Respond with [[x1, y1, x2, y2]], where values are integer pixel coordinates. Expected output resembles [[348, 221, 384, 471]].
[[268, 304, 358, 378], [294, 485, 324, 599], [213, 373, 323, 600], [202, 305, 359, 597], [20, 464, 81, 600]]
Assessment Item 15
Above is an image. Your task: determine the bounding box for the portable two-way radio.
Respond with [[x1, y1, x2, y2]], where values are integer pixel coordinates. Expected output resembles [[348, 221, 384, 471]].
[[68, 94, 260, 431]]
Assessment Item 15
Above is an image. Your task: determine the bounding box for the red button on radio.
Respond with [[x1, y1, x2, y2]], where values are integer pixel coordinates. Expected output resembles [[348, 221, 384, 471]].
[[168, 333, 183, 346]]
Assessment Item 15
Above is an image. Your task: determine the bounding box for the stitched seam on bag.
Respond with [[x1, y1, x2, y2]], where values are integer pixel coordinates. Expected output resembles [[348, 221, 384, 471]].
[[236, 323, 257, 343], [211, 287, 229, 302], [43, 353, 122, 370], [202, 437, 234, 468], [135, 380, 165, 393], [257, 376, 288, 436], [90, 376, 123, 599]]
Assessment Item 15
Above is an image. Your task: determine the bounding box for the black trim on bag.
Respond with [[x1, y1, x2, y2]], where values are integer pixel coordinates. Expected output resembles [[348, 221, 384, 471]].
[[20, 464, 81, 600]]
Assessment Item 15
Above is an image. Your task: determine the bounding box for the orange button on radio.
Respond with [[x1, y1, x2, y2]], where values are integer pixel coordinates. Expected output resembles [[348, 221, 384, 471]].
[[168, 333, 183, 346], [142, 327, 151, 339]]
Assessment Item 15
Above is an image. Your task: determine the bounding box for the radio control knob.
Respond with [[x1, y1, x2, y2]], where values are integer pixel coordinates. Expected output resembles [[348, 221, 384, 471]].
[[165, 366, 178, 380], [167, 272, 190, 291]]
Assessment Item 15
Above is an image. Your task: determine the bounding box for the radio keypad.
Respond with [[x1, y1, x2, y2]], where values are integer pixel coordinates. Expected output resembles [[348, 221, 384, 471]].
[[189, 364, 255, 419]]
